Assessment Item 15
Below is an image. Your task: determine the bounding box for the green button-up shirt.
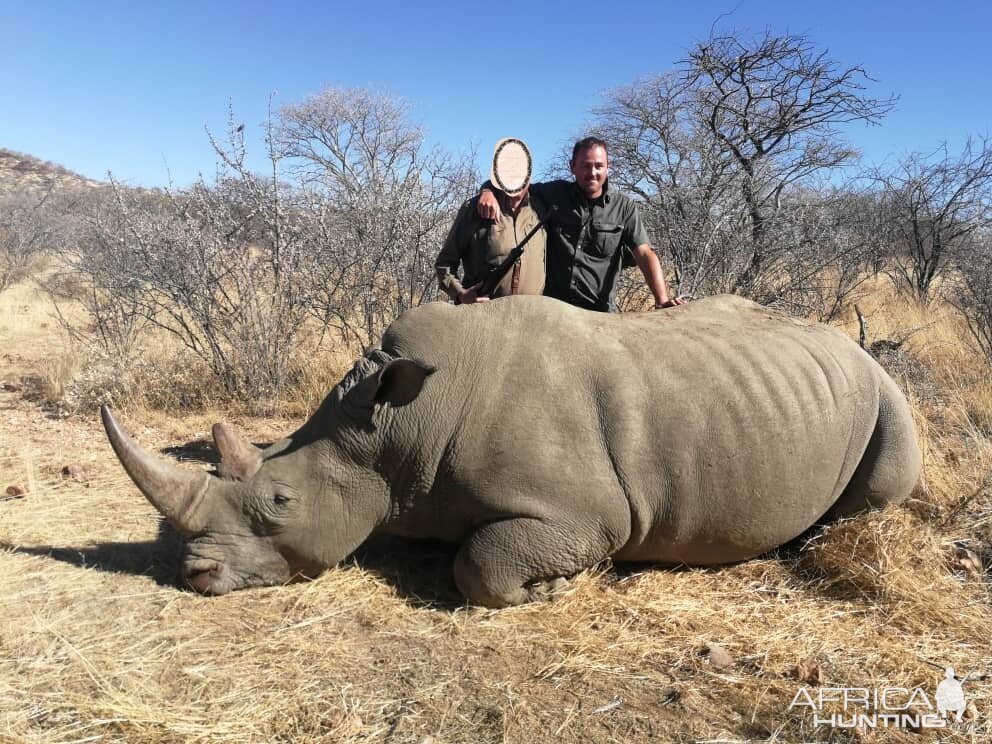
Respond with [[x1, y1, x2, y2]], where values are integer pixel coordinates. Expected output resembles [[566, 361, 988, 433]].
[[531, 179, 650, 312]]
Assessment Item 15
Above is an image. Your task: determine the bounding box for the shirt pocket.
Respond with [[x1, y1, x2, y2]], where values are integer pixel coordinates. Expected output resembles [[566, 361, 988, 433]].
[[587, 221, 623, 258], [480, 222, 508, 265]]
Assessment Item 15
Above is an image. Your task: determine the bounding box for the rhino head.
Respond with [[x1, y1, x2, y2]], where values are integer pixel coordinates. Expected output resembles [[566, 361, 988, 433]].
[[100, 355, 434, 595]]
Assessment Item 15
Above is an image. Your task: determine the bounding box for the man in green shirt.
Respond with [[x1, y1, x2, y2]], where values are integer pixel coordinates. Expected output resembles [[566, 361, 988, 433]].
[[478, 136, 683, 312]]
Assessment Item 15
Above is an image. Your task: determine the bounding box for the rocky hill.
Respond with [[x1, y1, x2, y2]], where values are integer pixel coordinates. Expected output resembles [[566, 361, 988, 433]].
[[0, 148, 103, 199]]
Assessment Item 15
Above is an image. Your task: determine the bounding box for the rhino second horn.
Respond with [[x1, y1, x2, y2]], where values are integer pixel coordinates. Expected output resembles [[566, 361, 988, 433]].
[[100, 405, 210, 532], [212, 422, 263, 481]]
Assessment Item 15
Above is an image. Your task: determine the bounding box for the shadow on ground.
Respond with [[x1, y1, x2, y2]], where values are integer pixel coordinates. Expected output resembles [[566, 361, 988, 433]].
[[1, 523, 465, 607], [159, 438, 274, 466], [1, 520, 184, 587], [350, 535, 464, 608], [0, 496, 833, 608]]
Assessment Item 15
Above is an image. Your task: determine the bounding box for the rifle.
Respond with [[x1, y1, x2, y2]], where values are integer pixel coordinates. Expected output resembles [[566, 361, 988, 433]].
[[473, 219, 544, 299]]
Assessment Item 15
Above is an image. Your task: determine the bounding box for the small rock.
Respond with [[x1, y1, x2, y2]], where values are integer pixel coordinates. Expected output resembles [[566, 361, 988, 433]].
[[792, 657, 822, 685], [61, 464, 91, 483], [962, 700, 980, 722], [953, 546, 984, 577], [322, 710, 363, 734], [591, 697, 624, 714], [4, 484, 27, 499], [705, 642, 735, 670]]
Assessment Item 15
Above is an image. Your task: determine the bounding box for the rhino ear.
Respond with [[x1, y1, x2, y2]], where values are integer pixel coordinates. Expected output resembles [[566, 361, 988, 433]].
[[212, 423, 263, 481], [373, 358, 434, 408]]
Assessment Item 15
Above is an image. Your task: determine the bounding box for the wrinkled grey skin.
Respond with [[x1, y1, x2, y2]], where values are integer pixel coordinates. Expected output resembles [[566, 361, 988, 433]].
[[103, 295, 921, 607]]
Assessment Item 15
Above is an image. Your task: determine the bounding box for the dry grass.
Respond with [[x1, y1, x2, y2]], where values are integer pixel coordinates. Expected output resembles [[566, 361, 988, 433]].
[[2, 276, 991, 743]]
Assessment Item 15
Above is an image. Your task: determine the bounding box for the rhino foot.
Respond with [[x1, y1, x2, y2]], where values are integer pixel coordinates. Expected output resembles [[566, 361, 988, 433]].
[[453, 517, 615, 608], [523, 577, 570, 602], [458, 574, 571, 608]]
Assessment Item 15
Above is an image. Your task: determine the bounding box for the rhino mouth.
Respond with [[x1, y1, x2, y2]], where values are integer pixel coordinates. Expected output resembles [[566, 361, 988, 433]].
[[182, 559, 226, 595], [180, 549, 304, 595]]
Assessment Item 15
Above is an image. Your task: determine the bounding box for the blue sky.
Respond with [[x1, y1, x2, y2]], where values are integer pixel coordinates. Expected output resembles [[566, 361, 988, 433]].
[[2, 0, 989, 188]]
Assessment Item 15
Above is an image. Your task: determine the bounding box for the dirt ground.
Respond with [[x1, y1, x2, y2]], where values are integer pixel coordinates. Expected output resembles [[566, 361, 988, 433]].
[[1, 281, 990, 743]]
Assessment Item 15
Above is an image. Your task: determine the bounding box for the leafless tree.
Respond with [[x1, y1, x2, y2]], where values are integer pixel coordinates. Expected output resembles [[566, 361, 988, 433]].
[[684, 29, 895, 295], [274, 88, 477, 347], [594, 72, 741, 297], [871, 137, 992, 301], [593, 30, 893, 313]]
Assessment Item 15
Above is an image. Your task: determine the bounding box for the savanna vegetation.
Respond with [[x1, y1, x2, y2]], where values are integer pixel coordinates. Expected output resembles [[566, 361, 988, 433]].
[[1, 28, 990, 743]]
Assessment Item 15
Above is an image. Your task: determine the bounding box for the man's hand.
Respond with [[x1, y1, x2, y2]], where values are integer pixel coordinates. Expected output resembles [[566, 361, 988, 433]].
[[458, 283, 491, 304], [654, 296, 689, 309], [477, 189, 503, 221]]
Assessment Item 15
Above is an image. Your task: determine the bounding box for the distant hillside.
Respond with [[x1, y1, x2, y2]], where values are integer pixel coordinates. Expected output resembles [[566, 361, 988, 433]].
[[0, 148, 103, 199]]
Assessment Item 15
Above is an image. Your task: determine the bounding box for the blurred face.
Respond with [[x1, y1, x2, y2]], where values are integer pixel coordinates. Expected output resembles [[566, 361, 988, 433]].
[[570, 145, 609, 199]]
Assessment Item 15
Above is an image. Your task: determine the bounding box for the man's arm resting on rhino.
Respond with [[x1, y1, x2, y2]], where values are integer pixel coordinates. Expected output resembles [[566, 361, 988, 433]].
[[632, 244, 683, 309], [436, 201, 478, 302], [435, 240, 466, 301], [436, 264, 490, 304], [435, 265, 465, 301]]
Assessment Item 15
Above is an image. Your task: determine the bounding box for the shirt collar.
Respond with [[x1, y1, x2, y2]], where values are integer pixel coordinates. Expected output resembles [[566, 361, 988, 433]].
[[571, 178, 612, 206], [497, 188, 530, 212]]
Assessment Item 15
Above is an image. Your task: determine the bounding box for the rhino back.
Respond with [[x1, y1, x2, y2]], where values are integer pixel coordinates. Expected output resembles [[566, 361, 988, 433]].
[[378, 296, 902, 563]]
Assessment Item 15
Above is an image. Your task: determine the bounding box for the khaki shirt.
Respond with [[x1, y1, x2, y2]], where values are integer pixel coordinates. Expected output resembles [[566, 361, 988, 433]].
[[436, 192, 546, 301]]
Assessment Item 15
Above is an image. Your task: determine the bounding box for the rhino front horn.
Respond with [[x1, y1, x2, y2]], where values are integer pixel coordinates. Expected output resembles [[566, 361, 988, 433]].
[[100, 405, 210, 532]]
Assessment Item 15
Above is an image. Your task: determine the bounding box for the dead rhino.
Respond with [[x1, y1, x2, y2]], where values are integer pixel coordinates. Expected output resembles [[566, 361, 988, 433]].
[[102, 294, 921, 607]]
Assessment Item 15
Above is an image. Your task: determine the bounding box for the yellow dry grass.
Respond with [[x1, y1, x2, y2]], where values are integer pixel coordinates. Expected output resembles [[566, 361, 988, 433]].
[[2, 276, 990, 743]]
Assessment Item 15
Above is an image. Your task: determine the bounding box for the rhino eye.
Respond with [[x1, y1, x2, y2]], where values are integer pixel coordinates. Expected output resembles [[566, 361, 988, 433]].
[[273, 494, 290, 506]]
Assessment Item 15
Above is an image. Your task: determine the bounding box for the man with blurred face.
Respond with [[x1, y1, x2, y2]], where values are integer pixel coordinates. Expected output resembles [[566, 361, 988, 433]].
[[478, 136, 684, 312], [436, 138, 546, 304]]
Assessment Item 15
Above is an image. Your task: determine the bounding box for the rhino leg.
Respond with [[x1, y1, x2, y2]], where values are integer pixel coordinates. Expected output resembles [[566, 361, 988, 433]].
[[825, 375, 921, 521], [453, 517, 615, 608]]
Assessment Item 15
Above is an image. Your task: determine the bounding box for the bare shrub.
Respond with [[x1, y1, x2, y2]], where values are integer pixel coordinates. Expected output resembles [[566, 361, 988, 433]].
[[44, 90, 474, 407], [47, 119, 320, 402], [46, 186, 154, 364], [756, 186, 886, 320], [0, 191, 55, 293], [611, 180, 883, 318], [62, 345, 222, 413], [950, 232, 992, 363]]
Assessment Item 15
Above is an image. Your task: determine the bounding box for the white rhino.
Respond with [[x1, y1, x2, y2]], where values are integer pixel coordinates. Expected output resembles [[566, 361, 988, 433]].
[[102, 295, 921, 607]]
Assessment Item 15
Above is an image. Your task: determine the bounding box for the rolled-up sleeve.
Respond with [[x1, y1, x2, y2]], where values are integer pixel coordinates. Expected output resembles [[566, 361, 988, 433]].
[[436, 201, 473, 300], [621, 202, 651, 268]]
